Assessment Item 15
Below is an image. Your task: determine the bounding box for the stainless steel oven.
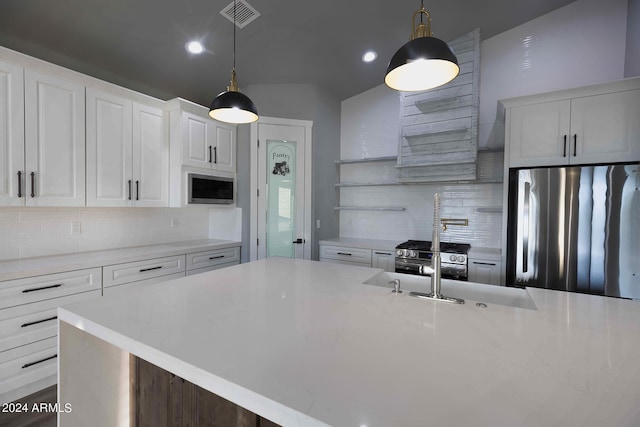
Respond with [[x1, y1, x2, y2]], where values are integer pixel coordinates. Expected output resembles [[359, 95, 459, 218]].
[[395, 240, 470, 280]]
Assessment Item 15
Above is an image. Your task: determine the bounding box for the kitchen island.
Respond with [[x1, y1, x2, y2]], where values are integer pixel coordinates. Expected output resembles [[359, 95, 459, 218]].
[[58, 258, 640, 427]]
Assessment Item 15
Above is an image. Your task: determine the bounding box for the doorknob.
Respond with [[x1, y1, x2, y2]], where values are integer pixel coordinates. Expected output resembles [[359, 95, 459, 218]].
[[292, 238, 305, 244]]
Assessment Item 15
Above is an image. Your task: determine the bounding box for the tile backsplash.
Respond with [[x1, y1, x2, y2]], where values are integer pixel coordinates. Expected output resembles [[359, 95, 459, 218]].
[[0, 207, 211, 261]]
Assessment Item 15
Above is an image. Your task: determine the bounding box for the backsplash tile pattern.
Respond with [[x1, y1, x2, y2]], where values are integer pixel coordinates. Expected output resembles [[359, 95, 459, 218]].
[[0, 207, 211, 261], [338, 182, 502, 248]]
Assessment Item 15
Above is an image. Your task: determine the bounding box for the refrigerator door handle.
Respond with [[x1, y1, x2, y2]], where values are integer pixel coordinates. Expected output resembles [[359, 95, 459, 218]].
[[522, 181, 530, 273]]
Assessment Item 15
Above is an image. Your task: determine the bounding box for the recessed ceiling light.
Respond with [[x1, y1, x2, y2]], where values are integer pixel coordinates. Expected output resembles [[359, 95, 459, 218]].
[[362, 51, 377, 63], [186, 41, 204, 54]]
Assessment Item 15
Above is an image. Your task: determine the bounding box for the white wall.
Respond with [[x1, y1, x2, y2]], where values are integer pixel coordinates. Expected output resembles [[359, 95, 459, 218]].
[[480, 0, 628, 147], [339, 0, 629, 249], [0, 207, 210, 261]]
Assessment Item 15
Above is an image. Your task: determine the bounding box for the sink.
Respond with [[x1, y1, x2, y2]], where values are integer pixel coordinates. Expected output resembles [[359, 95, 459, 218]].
[[363, 271, 537, 310]]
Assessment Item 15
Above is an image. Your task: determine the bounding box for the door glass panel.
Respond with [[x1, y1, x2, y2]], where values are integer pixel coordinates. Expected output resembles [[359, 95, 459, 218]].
[[266, 140, 296, 258]]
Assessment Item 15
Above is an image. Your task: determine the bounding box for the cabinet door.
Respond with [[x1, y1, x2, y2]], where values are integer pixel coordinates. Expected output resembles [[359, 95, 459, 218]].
[[24, 69, 85, 206], [133, 102, 168, 207], [468, 259, 502, 285], [86, 89, 133, 207], [213, 123, 236, 173], [182, 111, 214, 169], [570, 90, 640, 164], [0, 60, 24, 206], [372, 250, 395, 272], [508, 100, 571, 167]]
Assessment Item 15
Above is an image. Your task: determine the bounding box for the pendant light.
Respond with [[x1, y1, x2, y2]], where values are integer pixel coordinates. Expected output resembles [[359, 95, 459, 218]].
[[209, 0, 258, 124], [385, 0, 459, 92]]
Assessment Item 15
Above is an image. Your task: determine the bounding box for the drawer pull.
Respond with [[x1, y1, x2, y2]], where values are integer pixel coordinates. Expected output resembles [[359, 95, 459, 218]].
[[374, 251, 392, 255], [139, 266, 163, 273], [472, 261, 496, 266], [337, 252, 352, 256], [22, 283, 62, 293], [21, 316, 58, 328], [209, 255, 225, 260], [22, 354, 57, 369]]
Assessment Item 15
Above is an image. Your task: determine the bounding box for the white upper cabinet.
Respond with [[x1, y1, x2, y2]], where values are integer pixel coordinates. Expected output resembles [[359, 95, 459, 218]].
[[507, 100, 571, 167], [214, 124, 235, 173], [506, 79, 640, 168], [570, 90, 640, 164], [168, 98, 237, 206], [132, 102, 168, 207], [170, 99, 236, 174], [86, 88, 168, 207], [23, 69, 85, 206], [0, 60, 24, 206]]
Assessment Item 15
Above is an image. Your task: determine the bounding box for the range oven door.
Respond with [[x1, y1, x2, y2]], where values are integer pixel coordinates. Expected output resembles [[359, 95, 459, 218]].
[[395, 260, 422, 275], [396, 259, 468, 281]]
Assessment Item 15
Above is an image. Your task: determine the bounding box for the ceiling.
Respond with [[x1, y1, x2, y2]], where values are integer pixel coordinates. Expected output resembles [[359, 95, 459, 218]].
[[0, 0, 577, 106]]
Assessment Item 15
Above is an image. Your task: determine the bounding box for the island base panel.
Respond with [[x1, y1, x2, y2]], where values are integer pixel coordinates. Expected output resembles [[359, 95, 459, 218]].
[[132, 356, 281, 427], [58, 320, 131, 427]]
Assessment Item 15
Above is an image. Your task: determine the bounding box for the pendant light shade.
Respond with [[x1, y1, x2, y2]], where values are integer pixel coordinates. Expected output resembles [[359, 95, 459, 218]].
[[209, 71, 258, 124], [209, 0, 258, 124], [385, 1, 459, 92]]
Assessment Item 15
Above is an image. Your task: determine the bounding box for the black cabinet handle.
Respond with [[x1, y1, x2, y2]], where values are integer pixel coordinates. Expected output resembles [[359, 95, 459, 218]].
[[22, 283, 62, 293], [209, 146, 213, 163], [209, 255, 225, 260], [128, 180, 132, 201], [563, 135, 567, 157], [21, 315, 58, 328], [17, 171, 22, 198], [374, 251, 392, 255], [22, 354, 57, 369], [472, 261, 496, 266], [573, 134, 577, 157], [136, 180, 139, 201], [139, 266, 163, 273], [30, 172, 35, 198], [214, 146, 218, 164], [337, 252, 352, 256]]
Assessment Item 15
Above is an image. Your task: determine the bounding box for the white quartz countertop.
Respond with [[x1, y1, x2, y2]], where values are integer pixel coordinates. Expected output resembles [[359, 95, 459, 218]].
[[59, 258, 640, 427], [319, 237, 401, 251], [0, 239, 241, 282]]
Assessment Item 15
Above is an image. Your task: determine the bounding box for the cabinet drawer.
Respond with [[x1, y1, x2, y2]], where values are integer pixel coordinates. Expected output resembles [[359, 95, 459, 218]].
[[103, 255, 186, 288], [319, 245, 372, 265], [0, 290, 101, 353], [186, 247, 240, 271], [0, 337, 57, 403], [0, 268, 102, 310], [102, 272, 185, 296], [185, 261, 239, 277]]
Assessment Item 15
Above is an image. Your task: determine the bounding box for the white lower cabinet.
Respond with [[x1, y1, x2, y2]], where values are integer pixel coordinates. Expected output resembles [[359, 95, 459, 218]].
[[319, 245, 372, 267], [371, 250, 396, 272], [102, 272, 186, 296], [102, 255, 186, 291], [185, 247, 240, 276], [468, 259, 502, 285], [0, 244, 241, 403], [0, 268, 102, 404]]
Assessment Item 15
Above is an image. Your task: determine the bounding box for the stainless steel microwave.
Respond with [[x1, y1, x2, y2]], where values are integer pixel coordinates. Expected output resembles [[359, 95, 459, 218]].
[[187, 173, 234, 205]]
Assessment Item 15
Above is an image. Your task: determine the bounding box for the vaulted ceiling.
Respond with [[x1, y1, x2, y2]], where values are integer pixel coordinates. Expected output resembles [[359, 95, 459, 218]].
[[0, 0, 576, 105]]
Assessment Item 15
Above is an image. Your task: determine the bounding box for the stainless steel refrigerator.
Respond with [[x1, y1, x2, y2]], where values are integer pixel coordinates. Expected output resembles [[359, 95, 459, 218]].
[[506, 163, 639, 299]]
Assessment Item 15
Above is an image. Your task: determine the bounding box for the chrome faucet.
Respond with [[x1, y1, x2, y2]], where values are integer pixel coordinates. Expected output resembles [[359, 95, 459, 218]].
[[409, 193, 464, 304]]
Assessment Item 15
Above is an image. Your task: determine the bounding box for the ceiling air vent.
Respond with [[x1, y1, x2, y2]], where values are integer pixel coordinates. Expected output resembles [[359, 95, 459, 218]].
[[220, 0, 260, 29]]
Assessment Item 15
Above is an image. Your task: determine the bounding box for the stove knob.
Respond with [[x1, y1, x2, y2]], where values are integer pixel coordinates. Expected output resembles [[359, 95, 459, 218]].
[[409, 250, 417, 258], [458, 255, 465, 262], [396, 249, 403, 257], [449, 255, 457, 262]]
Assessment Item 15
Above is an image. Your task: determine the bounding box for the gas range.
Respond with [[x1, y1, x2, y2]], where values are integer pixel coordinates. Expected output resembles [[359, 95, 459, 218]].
[[395, 240, 471, 280]]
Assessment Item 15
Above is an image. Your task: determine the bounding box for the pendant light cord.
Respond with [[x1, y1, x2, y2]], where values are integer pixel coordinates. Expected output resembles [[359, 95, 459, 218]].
[[233, 0, 237, 73]]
